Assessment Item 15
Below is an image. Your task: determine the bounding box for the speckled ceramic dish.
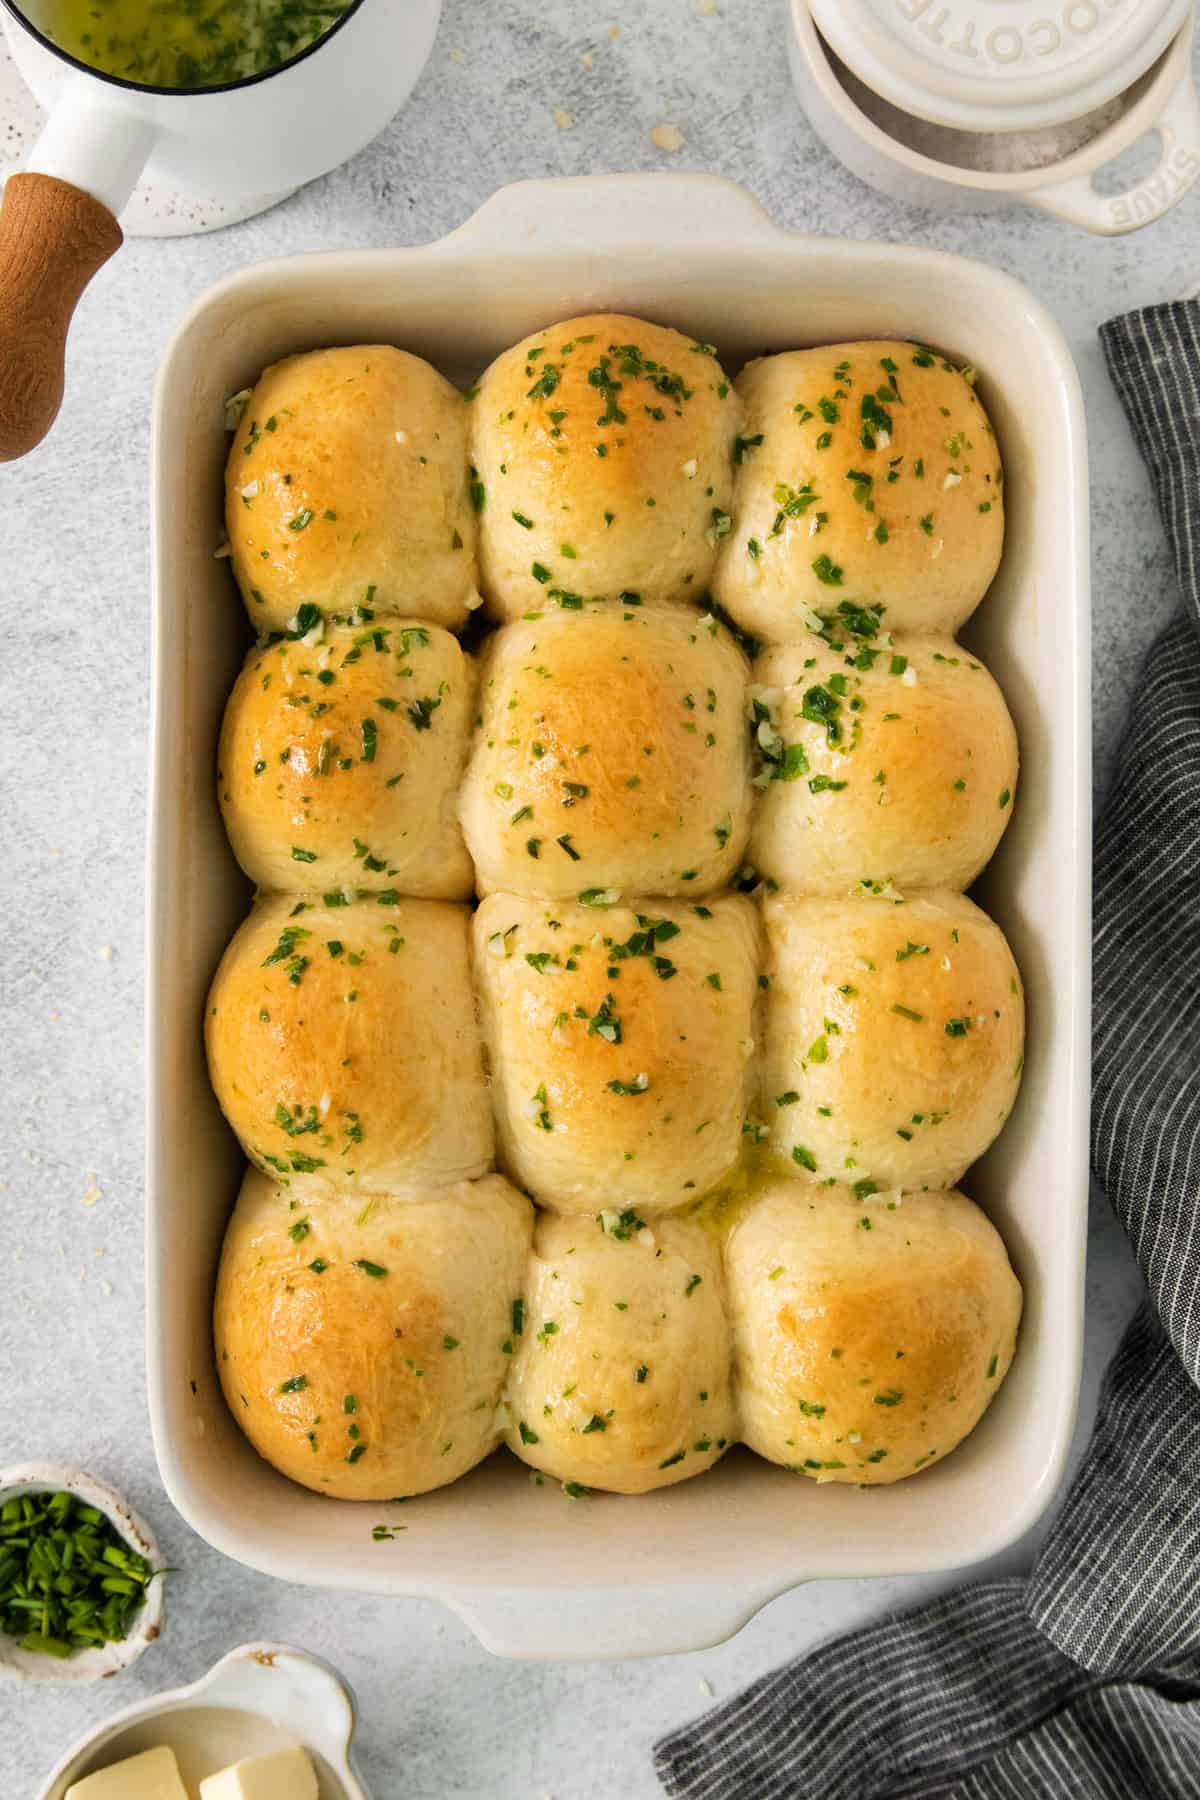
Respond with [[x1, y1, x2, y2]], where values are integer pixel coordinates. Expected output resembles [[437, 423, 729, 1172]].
[[0, 1463, 165, 1685]]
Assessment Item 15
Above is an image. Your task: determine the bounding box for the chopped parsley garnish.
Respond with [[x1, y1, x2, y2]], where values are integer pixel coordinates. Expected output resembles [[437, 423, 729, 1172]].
[[469, 465, 486, 511], [598, 1207, 646, 1239], [604, 915, 680, 980], [860, 391, 893, 449], [801, 683, 842, 744], [407, 695, 441, 731], [587, 994, 622, 1043]]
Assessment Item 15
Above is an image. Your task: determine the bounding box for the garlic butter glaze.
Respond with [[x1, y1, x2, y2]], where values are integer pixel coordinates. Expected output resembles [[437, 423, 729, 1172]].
[[206, 319, 1025, 1500], [25, 0, 354, 87]]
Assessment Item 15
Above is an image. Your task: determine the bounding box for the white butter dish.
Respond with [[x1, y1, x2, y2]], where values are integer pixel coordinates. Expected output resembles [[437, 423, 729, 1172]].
[[39, 1644, 367, 1800]]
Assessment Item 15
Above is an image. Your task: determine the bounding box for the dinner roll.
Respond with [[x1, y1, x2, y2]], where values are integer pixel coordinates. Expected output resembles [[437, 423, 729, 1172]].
[[750, 628, 1018, 895], [459, 602, 751, 898], [215, 1169, 533, 1499], [470, 313, 739, 620], [503, 1210, 735, 1493], [712, 342, 1004, 643], [762, 891, 1024, 1192], [726, 1182, 1021, 1483], [226, 346, 479, 633], [218, 618, 474, 898], [473, 894, 761, 1212], [206, 893, 492, 1195]]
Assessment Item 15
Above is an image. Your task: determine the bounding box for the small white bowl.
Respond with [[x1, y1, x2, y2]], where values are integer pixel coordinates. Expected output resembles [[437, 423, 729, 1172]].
[[38, 1643, 371, 1800], [0, 1464, 165, 1686]]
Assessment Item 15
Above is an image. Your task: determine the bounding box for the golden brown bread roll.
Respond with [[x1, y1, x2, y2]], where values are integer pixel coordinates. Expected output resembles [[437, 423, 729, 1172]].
[[750, 630, 1018, 895], [470, 313, 739, 620], [459, 602, 751, 898], [206, 893, 493, 1195], [725, 1182, 1021, 1483], [226, 346, 479, 633], [762, 890, 1024, 1193], [502, 1209, 735, 1493], [215, 1169, 533, 1500], [218, 618, 475, 898], [473, 893, 761, 1213], [711, 342, 1004, 643]]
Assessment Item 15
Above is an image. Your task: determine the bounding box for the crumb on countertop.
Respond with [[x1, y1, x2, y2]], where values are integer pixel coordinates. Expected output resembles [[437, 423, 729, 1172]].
[[651, 123, 686, 152]]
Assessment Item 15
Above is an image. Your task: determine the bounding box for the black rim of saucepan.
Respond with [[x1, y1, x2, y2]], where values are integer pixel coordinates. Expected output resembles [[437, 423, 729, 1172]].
[[0, 0, 370, 97]]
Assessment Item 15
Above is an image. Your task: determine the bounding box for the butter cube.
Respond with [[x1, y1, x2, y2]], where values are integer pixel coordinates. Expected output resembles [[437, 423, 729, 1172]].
[[200, 1746, 318, 1800], [67, 1746, 189, 1800]]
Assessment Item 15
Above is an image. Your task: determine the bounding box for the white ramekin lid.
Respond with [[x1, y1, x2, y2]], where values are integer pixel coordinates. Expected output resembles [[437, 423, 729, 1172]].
[[809, 0, 1193, 132]]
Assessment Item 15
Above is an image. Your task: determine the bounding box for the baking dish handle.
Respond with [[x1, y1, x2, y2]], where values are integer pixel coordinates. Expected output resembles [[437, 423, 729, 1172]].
[[448, 1579, 790, 1661], [444, 172, 781, 255], [1027, 67, 1200, 236]]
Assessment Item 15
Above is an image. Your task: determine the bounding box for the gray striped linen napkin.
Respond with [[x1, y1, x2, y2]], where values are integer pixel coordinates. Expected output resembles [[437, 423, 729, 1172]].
[[654, 300, 1200, 1800]]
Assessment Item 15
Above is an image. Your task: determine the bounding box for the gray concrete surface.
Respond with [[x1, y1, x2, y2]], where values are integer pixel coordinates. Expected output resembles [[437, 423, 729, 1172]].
[[1, 1, 1194, 1794]]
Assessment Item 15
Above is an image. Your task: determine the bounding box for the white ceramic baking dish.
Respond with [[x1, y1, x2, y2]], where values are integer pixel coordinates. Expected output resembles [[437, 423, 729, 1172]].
[[146, 174, 1091, 1661]]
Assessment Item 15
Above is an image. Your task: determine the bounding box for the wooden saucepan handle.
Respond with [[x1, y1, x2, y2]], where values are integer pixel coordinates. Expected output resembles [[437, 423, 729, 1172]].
[[0, 172, 123, 463]]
